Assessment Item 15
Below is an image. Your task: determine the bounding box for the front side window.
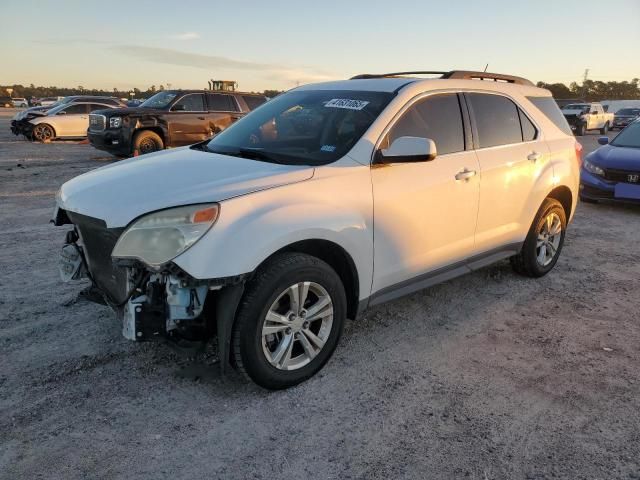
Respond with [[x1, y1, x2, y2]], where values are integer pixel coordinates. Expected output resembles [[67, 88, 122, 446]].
[[89, 104, 109, 112], [205, 89, 394, 165], [173, 94, 205, 112], [140, 91, 178, 109], [382, 93, 465, 155], [468, 93, 524, 148], [55, 104, 87, 115]]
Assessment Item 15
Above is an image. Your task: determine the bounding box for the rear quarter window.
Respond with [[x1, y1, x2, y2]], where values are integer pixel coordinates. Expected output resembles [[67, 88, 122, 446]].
[[527, 96, 573, 136], [242, 95, 268, 111]]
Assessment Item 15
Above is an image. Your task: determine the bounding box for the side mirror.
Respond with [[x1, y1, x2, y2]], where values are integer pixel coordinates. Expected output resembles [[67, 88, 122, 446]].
[[375, 136, 437, 164], [172, 104, 186, 111], [597, 136, 609, 145]]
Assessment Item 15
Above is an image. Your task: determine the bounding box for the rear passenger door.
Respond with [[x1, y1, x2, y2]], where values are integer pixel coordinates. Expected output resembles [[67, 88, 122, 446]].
[[168, 93, 209, 145], [466, 92, 547, 253], [206, 93, 243, 136]]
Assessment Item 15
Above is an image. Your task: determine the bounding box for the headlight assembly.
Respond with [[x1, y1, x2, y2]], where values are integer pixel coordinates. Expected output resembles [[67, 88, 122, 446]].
[[109, 116, 122, 128], [112, 203, 220, 267], [583, 159, 604, 176]]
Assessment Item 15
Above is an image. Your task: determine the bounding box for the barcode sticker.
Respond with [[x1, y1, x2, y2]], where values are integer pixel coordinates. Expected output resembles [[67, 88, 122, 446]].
[[324, 99, 370, 110]]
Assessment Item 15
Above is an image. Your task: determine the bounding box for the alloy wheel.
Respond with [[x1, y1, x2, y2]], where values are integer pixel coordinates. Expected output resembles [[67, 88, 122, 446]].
[[261, 281, 334, 371], [33, 124, 53, 141], [536, 212, 562, 267]]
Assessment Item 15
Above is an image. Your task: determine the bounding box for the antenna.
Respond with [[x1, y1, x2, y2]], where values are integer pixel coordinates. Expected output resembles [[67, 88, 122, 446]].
[[582, 68, 590, 99], [483, 64, 489, 72]]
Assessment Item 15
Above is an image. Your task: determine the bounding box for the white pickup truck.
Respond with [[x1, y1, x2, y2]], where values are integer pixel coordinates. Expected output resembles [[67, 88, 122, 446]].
[[561, 102, 614, 136]]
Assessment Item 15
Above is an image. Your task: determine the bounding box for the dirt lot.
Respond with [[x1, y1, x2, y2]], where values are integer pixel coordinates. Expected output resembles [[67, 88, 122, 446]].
[[1, 107, 639, 480]]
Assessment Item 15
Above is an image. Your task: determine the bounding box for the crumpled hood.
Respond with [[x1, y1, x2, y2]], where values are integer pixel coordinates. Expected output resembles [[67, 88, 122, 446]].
[[588, 144, 640, 170], [58, 147, 314, 227]]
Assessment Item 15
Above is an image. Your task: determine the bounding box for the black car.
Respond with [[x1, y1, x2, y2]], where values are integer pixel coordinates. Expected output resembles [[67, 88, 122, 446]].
[[0, 96, 13, 108], [612, 108, 640, 130], [87, 90, 268, 157]]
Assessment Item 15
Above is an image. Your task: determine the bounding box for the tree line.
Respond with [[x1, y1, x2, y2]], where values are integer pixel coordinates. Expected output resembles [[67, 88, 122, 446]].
[[536, 79, 640, 101], [3, 79, 639, 102], [1, 83, 282, 99]]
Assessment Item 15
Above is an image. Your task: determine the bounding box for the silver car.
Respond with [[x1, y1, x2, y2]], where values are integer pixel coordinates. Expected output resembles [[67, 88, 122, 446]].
[[28, 102, 117, 141]]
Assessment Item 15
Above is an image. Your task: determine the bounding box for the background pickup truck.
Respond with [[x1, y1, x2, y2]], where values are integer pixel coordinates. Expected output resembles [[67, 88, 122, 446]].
[[88, 89, 268, 157], [561, 102, 614, 136]]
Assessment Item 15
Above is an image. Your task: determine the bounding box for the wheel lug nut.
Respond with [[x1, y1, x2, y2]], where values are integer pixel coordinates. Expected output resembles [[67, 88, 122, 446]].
[[285, 327, 292, 334], [288, 313, 296, 321], [300, 310, 306, 318], [303, 321, 309, 329]]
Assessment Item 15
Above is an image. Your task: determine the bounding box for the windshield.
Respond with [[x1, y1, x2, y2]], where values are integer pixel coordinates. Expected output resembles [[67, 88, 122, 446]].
[[617, 108, 640, 116], [140, 91, 178, 109], [205, 89, 394, 165], [611, 122, 640, 148], [46, 103, 71, 115], [564, 104, 590, 110]]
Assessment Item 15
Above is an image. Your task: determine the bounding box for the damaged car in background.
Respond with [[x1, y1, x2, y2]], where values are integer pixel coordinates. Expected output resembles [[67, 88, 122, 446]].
[[10, 95, 126, 137], [54, 70, 580, 389], [12, 100, 121, 141]]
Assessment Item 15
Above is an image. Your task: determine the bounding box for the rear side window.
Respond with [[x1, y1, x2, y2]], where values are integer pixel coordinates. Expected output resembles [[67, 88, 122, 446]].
[[206, 94, 238, 112], [242, 95, 267, 111], [527, 96, 573, 136], [467, 93, 522, 148], [385, 93, 465, 155], [518, 109, 537, 141]]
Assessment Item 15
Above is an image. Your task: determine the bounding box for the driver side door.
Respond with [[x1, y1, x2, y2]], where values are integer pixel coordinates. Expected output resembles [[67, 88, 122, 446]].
[[370, 93, 480, 301], [54, 103, 89, 137], [168, 93, 209, 145]]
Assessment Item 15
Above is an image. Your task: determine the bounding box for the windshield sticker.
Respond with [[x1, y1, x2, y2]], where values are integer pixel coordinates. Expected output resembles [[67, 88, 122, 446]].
[[324, 99, 370, 110], [321, 145, 336, 152]]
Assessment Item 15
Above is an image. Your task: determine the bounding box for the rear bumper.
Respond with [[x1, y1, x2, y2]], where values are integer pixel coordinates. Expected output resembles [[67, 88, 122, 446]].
[[88, 130, 131, 156]]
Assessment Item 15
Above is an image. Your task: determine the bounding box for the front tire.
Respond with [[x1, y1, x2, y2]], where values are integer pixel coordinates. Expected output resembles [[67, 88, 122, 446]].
[[133, 130, 164, 156], [232, 253, 346, 390], [600, 122, 609, 135], [32, 123, 55, 142], [511, 198, 567, 278]]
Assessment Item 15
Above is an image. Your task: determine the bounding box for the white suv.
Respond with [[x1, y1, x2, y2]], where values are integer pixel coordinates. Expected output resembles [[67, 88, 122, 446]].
[[55, 70, 581, 389]]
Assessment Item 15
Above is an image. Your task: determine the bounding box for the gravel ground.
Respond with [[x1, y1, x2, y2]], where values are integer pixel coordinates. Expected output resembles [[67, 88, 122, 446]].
[[1, 107, 639, 480]]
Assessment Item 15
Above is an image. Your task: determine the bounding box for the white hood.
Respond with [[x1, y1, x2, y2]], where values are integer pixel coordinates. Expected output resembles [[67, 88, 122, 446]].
[[58, 147, 314, 227]]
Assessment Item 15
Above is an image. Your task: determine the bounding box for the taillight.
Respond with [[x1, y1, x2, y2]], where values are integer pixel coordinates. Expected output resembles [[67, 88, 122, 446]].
[[575, 141, 583, 167]]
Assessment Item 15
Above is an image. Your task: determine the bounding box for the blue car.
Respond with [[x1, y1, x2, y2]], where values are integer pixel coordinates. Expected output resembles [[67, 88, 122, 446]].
[[580, 121, 640, 204]]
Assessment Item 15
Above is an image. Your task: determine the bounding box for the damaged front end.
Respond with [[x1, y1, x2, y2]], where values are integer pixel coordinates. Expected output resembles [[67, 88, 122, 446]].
[[54, 206, 245, 371]]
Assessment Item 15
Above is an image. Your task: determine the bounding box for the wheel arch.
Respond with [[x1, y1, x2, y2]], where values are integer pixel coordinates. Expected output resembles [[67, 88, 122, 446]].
[[546, 185, 573, 220], [133, 126, 166, 144], [266, 239, 361, 320]]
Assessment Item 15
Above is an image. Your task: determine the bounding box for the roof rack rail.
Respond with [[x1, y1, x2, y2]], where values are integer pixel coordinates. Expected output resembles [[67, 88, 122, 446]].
[[350, 71, 447, 80], [441, 70, 534, 86], [350, 70, 534, 86]]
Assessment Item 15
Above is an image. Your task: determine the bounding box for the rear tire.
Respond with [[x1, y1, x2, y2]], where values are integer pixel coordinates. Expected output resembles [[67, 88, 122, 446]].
[[133, 130, 163, 156], [232, 252, 346, 390], [600, 122, 609, 135], [511, 198, 567, 278]]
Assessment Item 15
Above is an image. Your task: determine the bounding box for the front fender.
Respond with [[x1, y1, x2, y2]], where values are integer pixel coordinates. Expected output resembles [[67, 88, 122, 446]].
[[174, 200, 372, 298], [172, 166, 374, 300]]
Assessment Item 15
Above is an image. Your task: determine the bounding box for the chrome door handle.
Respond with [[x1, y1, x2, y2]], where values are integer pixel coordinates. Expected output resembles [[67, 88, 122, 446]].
[[528, 152, 542, 162], [455, 168, 476, 181]]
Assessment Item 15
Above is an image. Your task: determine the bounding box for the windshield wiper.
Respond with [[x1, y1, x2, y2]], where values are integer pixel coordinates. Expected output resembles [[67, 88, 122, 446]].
[[206, 147, 285, 164]]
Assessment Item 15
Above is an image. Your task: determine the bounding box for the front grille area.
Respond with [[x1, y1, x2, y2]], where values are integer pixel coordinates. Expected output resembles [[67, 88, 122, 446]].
[[89, 114, 106, 131], [604, 168, 640, 184], [66, 211, 127, 304]]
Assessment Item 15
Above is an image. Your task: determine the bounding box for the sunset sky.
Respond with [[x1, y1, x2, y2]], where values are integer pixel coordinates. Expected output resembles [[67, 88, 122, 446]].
[[1, 0, 639, 92]]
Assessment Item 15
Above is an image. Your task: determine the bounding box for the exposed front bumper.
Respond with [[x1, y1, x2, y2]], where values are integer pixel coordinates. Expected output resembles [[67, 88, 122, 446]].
[[88, 129, 131, 156]]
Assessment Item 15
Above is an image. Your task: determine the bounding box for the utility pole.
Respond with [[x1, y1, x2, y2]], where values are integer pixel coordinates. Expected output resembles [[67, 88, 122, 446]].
[[581, 69, 589, 99]]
